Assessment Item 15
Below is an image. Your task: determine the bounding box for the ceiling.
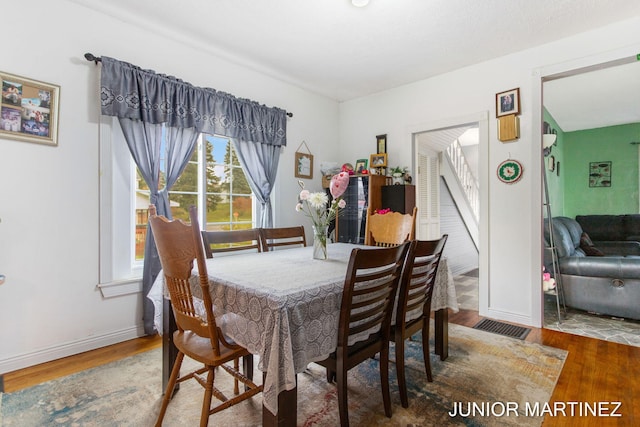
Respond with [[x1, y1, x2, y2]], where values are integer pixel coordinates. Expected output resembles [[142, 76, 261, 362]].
[[72, 0, 640, 131]]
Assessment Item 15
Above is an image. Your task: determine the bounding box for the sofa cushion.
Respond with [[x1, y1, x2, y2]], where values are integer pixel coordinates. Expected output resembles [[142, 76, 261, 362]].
[[549, 217, 583, 258], [575, 215, 626, 241], [579, 232, 605, 256]]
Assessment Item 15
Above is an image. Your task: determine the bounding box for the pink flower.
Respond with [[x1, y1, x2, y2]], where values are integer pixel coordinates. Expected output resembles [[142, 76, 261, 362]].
[[299, 189, 310, 200], [330, 172, 350, 199], [338, 199, 346, 208], [295, 202, 303, 212], [375, 208, 392, 215]]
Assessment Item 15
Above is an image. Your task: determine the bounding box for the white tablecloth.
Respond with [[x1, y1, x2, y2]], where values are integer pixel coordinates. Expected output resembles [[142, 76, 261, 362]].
[[147, 243, 458, 415]]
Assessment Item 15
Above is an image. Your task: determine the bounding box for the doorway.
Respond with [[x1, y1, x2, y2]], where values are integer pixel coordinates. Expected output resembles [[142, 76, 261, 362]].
[[411, 113, 488, 312], [540, 53, 640, 346]]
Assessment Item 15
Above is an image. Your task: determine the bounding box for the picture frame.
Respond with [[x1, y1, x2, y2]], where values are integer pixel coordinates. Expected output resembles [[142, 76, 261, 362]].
[[370, 153, 387, 168], [294, 151, 313, 179], [496, 87, 520, 117], [376, 134, 387, 154], [355, 158, 368, 174], [589, 161, 611, 187], [1, 71, 60, 146]]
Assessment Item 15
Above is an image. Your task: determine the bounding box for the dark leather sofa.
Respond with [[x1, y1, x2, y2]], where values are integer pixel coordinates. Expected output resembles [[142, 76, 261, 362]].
[[545, 216, 640, 320], [576, 214, 640, 245]]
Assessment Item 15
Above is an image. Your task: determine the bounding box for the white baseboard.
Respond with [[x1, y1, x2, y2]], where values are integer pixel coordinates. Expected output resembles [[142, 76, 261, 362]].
[[0, 325, 146, 374]]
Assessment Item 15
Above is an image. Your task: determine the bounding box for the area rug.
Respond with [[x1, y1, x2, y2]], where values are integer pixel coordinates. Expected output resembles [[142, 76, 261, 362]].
[[0, 324, 566, 426]]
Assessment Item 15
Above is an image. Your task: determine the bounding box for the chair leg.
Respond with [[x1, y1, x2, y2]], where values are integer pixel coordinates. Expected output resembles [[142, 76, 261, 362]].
[[336, 360, 349, 427], [200, 367, 215, 427], [380, 346, 392, 418], [422, 319, 433, 382], [395, 336, 409, 408], [243, 354, 254, 392], [155, 352, 185, 427], [233, 358, 240, 395]]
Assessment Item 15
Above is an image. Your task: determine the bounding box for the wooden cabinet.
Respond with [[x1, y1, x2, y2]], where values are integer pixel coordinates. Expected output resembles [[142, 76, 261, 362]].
[[336, 175, 386, 243], [381, 184, 416, 214]]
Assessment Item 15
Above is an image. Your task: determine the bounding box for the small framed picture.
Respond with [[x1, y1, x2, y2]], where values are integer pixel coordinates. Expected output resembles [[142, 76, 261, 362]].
[[1, 71, 60, 146], [355, 158, 368, 174], [370, 153, 387, 168], [496, 88, 520, 117], [376, 134, 387, 154], [294, 151, 313, 179]]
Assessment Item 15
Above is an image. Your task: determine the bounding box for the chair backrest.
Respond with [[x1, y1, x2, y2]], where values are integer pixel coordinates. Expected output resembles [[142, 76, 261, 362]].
[[148, 205, 222, 356], [259, 226, 306, 251], [364, 206, 417, 247], [201, 228, 262, 258], [337, 242, 411, 348], [395, 235, 448, 328]]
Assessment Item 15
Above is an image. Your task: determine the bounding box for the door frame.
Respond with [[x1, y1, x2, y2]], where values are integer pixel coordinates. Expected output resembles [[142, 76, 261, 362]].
[[408, 112, 489, 316]]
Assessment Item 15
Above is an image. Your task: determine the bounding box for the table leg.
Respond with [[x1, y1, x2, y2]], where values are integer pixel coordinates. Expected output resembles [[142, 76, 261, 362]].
[[262, 373, 297, 427], [162, 299, 179, 392], [434, 308, 449, 360]]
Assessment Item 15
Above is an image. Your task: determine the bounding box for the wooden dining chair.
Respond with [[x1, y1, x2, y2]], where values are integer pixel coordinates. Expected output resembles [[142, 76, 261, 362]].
[[391, 235, 447, 408], [149, 205, 262, 427], [201, 228, 262, 258], [315, 242, 411, 427], [364, 206, 417, 247], [258, 226, 306, 251]]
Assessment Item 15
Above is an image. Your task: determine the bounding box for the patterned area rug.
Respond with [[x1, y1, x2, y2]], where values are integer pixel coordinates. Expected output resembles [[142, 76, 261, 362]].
[[0, 324, 566, 426]]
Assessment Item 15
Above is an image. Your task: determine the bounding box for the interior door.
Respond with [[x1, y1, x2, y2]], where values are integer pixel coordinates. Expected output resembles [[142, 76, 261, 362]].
[[416, 148, 440, 239]]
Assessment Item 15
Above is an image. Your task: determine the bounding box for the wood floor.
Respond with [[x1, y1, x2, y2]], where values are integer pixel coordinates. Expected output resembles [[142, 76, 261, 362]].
[[2, 310, 638, 426]]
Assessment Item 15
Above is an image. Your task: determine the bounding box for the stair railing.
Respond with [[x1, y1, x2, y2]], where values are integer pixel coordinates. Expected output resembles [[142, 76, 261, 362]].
[[445, 139, 479, 223]]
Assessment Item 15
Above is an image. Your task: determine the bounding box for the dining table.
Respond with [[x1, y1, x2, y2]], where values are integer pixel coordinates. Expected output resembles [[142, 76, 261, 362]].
[[148, 242, 458, 426]]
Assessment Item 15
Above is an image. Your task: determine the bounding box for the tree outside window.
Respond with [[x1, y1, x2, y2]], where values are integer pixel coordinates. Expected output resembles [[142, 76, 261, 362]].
[[134, 132, 254, 260]]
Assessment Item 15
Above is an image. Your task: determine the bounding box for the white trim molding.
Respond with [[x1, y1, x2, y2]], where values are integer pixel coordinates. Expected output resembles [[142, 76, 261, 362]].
[[0, 326, 145, 373]]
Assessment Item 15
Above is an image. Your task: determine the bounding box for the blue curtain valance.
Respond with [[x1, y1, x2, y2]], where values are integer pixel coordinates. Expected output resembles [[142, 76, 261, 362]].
[[99, 56, 287, 146]]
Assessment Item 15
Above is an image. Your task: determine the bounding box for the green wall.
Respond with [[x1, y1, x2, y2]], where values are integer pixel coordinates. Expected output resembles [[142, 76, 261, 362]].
[[563, 123, 640, 217], [543, 109, 565, 218]]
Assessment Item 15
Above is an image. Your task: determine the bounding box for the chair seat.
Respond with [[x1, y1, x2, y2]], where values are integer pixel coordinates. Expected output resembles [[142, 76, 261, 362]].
[[318, 332, 385, 371], [174, 330, 250, 366]]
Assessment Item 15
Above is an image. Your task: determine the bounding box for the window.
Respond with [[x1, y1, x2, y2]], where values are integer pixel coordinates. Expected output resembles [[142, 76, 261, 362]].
[[134, 133, 255, 259], [99, 117, 255, 295]]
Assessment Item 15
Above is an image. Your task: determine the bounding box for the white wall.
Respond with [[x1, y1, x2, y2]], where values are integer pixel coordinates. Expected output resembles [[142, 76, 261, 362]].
[[0, 0, 339, 372], [338, 17, 640, 327]]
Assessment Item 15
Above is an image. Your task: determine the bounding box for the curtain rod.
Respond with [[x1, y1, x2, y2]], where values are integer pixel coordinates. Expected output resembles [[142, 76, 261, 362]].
[[84, 53, 293, 118]]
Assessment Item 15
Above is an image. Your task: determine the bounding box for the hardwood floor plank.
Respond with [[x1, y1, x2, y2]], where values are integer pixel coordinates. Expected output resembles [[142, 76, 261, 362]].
[[2, 335, 161, 393]]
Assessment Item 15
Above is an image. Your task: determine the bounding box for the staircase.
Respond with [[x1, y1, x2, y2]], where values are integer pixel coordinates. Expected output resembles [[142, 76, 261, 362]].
[[441, 139, 479, 250]]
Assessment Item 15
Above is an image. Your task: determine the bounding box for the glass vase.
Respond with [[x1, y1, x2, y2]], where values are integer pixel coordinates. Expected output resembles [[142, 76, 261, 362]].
[[312, 224, 328, 260]]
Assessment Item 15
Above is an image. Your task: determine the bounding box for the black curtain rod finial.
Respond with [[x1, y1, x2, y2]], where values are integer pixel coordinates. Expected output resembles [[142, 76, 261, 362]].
[[84, 53, 101, 64]]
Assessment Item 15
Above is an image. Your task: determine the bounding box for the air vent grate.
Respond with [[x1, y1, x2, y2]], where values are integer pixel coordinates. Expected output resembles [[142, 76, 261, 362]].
[[473, 318, 530, 340]]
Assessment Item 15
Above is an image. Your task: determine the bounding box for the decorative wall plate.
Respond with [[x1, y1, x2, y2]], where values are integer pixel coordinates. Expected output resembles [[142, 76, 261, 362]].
[[497, 159, 523, 184]]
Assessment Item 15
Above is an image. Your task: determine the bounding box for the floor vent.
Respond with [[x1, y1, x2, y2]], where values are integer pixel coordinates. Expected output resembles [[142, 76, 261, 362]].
[[473, 318, 531, 340]]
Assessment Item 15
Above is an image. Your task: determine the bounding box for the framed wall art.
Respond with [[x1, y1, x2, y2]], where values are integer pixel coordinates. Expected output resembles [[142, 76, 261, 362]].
[[0, 71, 60, 146], [589, 161, 611, 187], [496, 87, 520, 117], [355, 158, 368, 174], [294, 140, 314, 179], [376, 134, 387, 154], [370, 153, 387, 168]]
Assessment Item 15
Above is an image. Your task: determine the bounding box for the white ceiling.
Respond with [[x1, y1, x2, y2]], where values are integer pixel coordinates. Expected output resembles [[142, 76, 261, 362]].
[[72, 0, 640, 131]]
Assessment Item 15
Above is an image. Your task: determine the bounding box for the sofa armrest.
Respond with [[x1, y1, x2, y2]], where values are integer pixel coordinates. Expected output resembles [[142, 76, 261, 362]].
[[559, 256, 640, 279], [592, 240, 640, 256]]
